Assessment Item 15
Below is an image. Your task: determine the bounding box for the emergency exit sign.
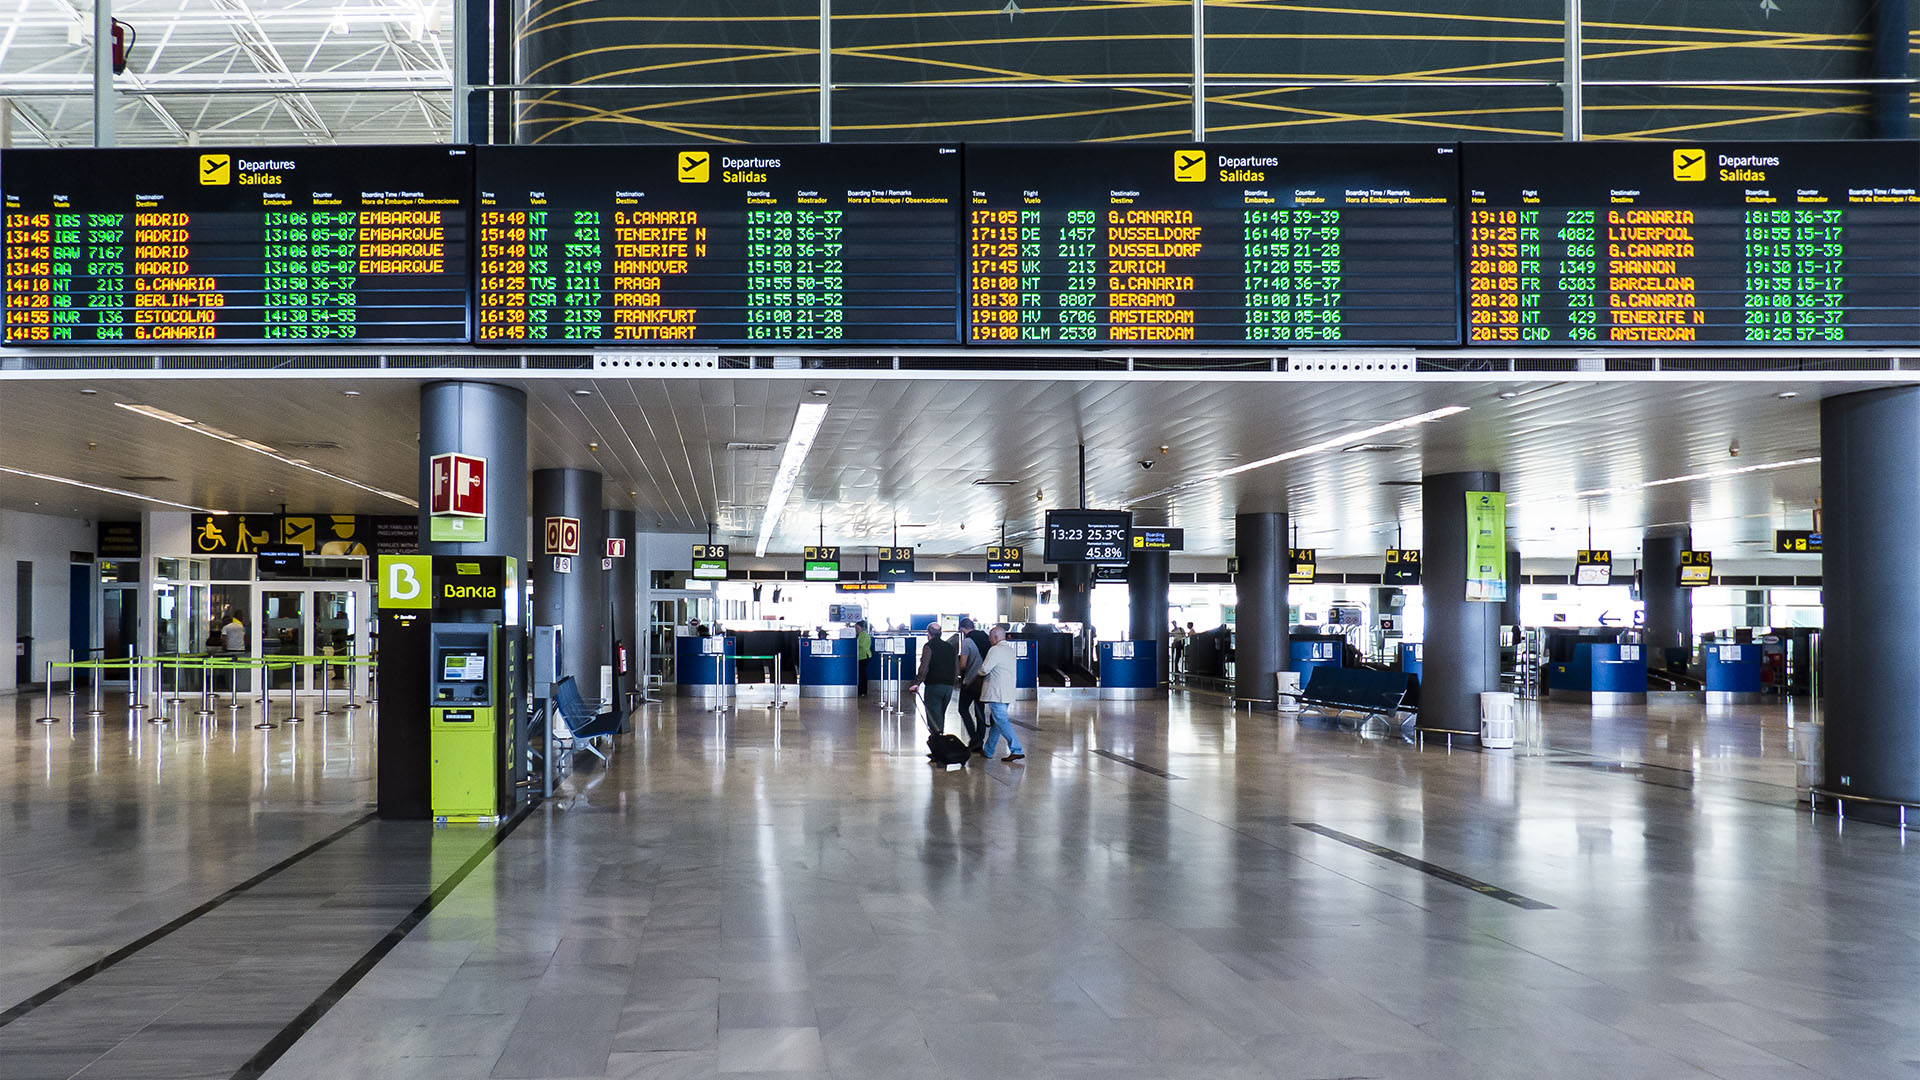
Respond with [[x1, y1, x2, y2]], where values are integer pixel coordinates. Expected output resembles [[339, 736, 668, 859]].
[[429, 453, 486, 517]]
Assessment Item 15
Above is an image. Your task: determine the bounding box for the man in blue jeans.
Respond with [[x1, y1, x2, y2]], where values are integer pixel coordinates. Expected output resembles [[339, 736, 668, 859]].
[[905, 623, 957, 739], [973, 623, 1025, 762]]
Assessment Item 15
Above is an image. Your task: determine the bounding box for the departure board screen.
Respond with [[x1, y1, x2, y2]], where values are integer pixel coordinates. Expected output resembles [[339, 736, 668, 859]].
[[964, 143, 1458, 345], [475, 145, 961, 344], [3, 146, 470, 345], [1461, 141, 1920, 345]]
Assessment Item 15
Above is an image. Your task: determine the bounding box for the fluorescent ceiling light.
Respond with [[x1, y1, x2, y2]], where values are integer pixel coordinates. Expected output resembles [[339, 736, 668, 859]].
[[115, 402, 418, 508], [1572, 456, 1820, 499], [0, 464, 225, 514], [1124, 406, 1470, 507], [755, 402, 830, 557]]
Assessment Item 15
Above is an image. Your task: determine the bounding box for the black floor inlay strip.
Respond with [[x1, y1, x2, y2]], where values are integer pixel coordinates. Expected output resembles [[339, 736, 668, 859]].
[[0, 810, 378, 1027], [229, 802, 534, 1080], [1093, 748, 1181, 778], [1292, 823, 1555, 910]]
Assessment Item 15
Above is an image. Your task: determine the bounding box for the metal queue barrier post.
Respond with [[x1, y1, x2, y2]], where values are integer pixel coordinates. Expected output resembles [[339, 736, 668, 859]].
[[128, 648, 148, 715], [34, 660, 59, 723], [343, 643, 362, 711], [315, 655, 336, 719], [284, 660, 303, 723], [149, 658, 171, 724], [86, 658, 105, 719], [64, 650, 77, 719], [254, 657, 277, 730], [226, 661, 246, 724], [196, 656, 215, 719]]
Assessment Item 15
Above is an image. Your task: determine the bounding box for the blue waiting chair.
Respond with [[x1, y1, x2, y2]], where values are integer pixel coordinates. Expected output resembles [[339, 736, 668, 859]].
[[548, 675, 624, 764]]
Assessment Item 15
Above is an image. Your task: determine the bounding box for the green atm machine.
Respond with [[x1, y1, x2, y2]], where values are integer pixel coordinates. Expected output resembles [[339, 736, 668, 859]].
[[429, 624, 502, 820]]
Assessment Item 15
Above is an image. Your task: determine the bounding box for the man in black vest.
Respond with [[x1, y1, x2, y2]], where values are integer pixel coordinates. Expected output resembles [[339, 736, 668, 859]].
[[955, 618, 993, 754], [906, 623, 957, 739]]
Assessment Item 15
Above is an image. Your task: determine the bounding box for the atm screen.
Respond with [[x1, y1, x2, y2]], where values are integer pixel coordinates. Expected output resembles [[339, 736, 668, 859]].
[[440, 652, 486, 681]]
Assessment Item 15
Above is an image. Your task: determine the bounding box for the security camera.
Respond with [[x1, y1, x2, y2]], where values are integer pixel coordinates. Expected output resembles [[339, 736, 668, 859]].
[[1728, 438, 1740, 458], [1139, 460, 1155, 470]]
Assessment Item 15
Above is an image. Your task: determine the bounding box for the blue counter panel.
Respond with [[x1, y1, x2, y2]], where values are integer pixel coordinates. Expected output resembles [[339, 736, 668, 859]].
[[1290, 639, 1342, 673], [676, 636, 736, 686], [799, 637, 860, 687], [1098, 641, 1158, 689], [1012, 640, 1039, 689], [1400, 642, 1423, 681], [1548, 642, 1647, 700], [1704, 643, 1764, 693]]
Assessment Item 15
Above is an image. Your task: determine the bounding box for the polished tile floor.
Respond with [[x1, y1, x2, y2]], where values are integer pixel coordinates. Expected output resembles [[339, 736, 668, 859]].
[[2, 685, 1914, 1080]]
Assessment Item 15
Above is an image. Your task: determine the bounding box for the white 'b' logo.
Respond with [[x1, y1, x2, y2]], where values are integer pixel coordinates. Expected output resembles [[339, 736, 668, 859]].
[[389, 562, 421, 601]]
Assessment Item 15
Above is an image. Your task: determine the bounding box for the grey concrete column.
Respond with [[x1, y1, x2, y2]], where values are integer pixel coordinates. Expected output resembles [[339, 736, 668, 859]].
[[1641, 530, 1693, 661], [418, 381, 527, 564], [605, 509, 638, 701], [1127, 547, 1171, 685], [1235, 512, 1289, 707], [1820, 386, 1920, 821], [531, 469, 606, 691], [1421, 471, 1503, 734], [1057, 563, 1093, 625]]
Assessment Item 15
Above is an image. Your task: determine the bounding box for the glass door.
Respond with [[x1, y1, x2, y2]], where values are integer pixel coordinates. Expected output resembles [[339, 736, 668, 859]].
[[259, 590, 306, 690], [101, 584, 137, 689], [311, 588, 364, 697]]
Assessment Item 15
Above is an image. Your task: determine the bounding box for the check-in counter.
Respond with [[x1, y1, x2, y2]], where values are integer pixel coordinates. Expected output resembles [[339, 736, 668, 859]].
[[1548, 642, 1647, 704], [1012, 639, 1039, 700], [799, 636, 859, 697], [1098, 640, 1158, 699], [1704, 643, 1764, 704], [1399, 641, 1423, 682], [675, 635, 736, 700], [1290, 637, 1342, 673]]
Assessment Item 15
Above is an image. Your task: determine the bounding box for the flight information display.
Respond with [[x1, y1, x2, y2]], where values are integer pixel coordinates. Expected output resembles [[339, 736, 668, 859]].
[[1461, 141, 1920, 345], [3, 146, 470, 344], [474, 144, 961, 344], [964, 143, 1459, 345]]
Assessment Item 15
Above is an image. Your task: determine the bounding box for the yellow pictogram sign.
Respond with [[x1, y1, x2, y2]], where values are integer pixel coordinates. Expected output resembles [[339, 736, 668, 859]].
[[677, 151, 710, 183], [1671, 148, 1706, 182], [198, 154, 231, 185], [1173, 150, 1207, 183]]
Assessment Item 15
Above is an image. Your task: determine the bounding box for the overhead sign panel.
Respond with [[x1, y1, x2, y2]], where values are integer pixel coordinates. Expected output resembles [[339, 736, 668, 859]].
[[1288, 548, 1317, 585], [985, 545, 1023, 579], [3, 146, 472, 345], [964, 142, 1460, 345], [473, 144, 962, 345], [1678, 549, 1713, 586], [1382, 548, 1422, 585], [1575, 549, 1613, 586], [877, 546, 916, 581], [1774, 530, 1822, 553], [803, 545, 840, 582], [1130, 527, 1183, 551], [1094, 563, 1129, 583], [691, 543, 728, 580], [1044, 510, 1132, 563], [1460, 140, 1920, 345]]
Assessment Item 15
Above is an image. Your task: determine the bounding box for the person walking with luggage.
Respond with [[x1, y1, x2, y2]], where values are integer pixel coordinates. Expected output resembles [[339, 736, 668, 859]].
[[954, 618, 991, 754], [1169, 620, 1186, 676], [975, 623, 1025, 762], [906, 623, 957, 739]]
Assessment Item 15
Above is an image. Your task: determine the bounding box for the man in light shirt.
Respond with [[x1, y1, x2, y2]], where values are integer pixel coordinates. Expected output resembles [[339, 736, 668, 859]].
[[973, 623, 1025, 762]]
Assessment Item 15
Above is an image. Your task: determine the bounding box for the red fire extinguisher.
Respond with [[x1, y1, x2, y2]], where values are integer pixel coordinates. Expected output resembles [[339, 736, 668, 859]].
[[110, 19, 135, 75], [615, 639, 630, 677]]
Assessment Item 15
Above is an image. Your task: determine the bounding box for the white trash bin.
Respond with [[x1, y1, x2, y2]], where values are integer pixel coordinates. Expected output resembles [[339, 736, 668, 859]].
[[1479, 691, 1516, 749], [1277, 671, 1302, 713]]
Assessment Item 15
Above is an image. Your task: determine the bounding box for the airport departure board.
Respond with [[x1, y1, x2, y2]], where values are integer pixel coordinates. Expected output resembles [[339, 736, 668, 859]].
[[964, 143, 1459, 345], [474, 145, 961, 344], [2, 146, 470, 344], [1461, 141, 1920, 345]]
